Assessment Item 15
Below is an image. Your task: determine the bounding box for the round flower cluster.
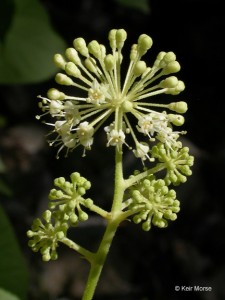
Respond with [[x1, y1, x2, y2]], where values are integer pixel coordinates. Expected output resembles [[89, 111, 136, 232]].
[[151, 143, 194, 185], [27, 172, 93, 260], [48, 172, 93, 226], [124, 176, 180, 231], [27, 210, 68, 261], [37, 29, 188, 160]]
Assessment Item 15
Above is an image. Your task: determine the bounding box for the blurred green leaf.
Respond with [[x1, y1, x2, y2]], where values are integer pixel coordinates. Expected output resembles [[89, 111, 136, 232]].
[[114, 0, 150, 14], [0, 0, 15, 41], [0, 288, 20, 300], [0, 0, 66, 84], [0, 204, 28, 300]]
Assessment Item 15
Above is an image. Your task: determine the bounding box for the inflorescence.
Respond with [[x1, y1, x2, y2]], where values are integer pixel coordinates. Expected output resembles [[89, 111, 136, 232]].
[[27, 172, 93, 261], [37, 29, 188, 161], [28, 29, 194, 261]]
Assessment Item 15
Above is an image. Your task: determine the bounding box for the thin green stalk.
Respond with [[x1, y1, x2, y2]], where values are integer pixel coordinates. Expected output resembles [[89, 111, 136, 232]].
[[82, 148, 125, 300]]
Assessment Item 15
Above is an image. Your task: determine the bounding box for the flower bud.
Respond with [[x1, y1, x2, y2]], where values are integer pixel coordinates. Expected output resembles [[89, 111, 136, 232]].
[[65, 62, 81, 78], [116, 29, 127, 49], [88, 40, 101, 59], [104, 54, 114, 71], [168, 101, 188, 113], [54, 54, 66, 69], [168, 114, 185, 126], [84, 57, 98, 74], [73, 38, 89, 57], [163, 61, 181, 75], [138, 34, 153, 55], [108, 29, 117, 49], [65, 48, 81, 65], [55, 73, 74, 86], [133, 61, 147, 76], [47, 88, 65, 100], [159, 76, 178, 88], [163, 51, 176, 63], [130, 44, 138, 61]]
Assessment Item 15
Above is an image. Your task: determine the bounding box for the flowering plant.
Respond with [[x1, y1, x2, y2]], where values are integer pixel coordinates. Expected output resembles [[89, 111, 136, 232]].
[[27, 29, 194, 299]]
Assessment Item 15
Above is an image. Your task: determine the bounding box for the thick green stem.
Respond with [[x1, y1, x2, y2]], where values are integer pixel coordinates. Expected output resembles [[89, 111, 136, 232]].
[[82, 148, 124, 300]]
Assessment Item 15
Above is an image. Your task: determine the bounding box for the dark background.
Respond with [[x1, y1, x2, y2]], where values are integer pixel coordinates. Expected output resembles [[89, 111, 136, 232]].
[[1, 0, 225, 299]]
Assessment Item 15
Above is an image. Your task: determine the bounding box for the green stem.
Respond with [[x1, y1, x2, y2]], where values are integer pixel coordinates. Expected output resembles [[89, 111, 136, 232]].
[[124, 163, 166, 189], [61, 237, 94, 263], [82, 148, 124, 300]]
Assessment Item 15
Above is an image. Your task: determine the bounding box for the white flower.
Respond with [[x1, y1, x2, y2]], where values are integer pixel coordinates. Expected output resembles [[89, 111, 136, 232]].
[[87, 79, 108, 105], [133, 142, 150, 161], [137, 113, 167, 138], [106, 129, 126, 147]]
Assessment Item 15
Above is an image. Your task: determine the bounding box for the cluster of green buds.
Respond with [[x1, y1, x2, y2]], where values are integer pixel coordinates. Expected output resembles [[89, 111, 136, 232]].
[[27, 210, 68, 261], [27, 172, 93, 260], [124, 175, 180, 231], [151, 142, 194, 185], [37, 28, 188, 161], [48, 172, 93, 225]]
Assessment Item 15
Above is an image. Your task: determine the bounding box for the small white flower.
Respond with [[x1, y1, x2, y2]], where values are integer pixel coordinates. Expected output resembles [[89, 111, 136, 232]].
[[87, 79, 108, 105], [49, 100, 64, 116], [156, 127, 179, 147], [106, 129, 126, 147], [133, 142, 150, 161]]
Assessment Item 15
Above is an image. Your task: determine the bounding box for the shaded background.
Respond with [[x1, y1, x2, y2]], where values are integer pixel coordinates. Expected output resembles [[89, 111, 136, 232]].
[[1, 0, 225, 299]]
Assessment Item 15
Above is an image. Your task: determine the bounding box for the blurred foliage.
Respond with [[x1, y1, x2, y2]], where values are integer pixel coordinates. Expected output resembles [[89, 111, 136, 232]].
[[0, 288, 20, 300], [0, 0, 66, 84], [114, 0, 150, 14], [0, 205, 28, 300]]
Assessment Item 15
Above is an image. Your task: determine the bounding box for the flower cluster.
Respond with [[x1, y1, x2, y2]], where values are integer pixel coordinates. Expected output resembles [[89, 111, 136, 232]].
[[151, 143, 194, 185], [124, 175, 180, 231], [27, 210, 68, 261], [37, 29, 188, 160], [48, 172, 93, 225], [27, 172, 93, 260]]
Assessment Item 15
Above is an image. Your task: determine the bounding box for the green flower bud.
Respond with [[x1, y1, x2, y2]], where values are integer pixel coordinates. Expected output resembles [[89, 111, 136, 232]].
[[65, 62, 81, 78], [69, 213, 78, 224], [116, 29, 127, 49], [65, 48, 81, 65], [53, 54, 66, 69], [55, 73, 74, 86], [168, 101, 188, 113], [42, 210, 51, 223], [84, 198, 93, 208], [130, 44, 138, 61], [73, 38, 89, 57], [79, 211, 88, 221], [47, 88, 65, 101], [88, 40, 101, 59], [142, 221, 151, 231], [138, 34, 153, 55], [159, 76, 178, 88], [104, 54, 114, 71], [84, 57, 98, 74], [163, 51, 176, 63], [133, 61, 147, 76], [163, 61, 181, 75], [168, 114, 185, 126], [108, 29, 117, 49]]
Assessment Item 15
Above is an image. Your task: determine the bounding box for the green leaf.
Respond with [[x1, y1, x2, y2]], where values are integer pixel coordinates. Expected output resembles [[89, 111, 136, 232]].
[[114, 0, 150, 14], [0, 204, 28, 300], [0, 288, 20, 300], [0, 0, 66, 84], [0, 0, 15, 41]]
